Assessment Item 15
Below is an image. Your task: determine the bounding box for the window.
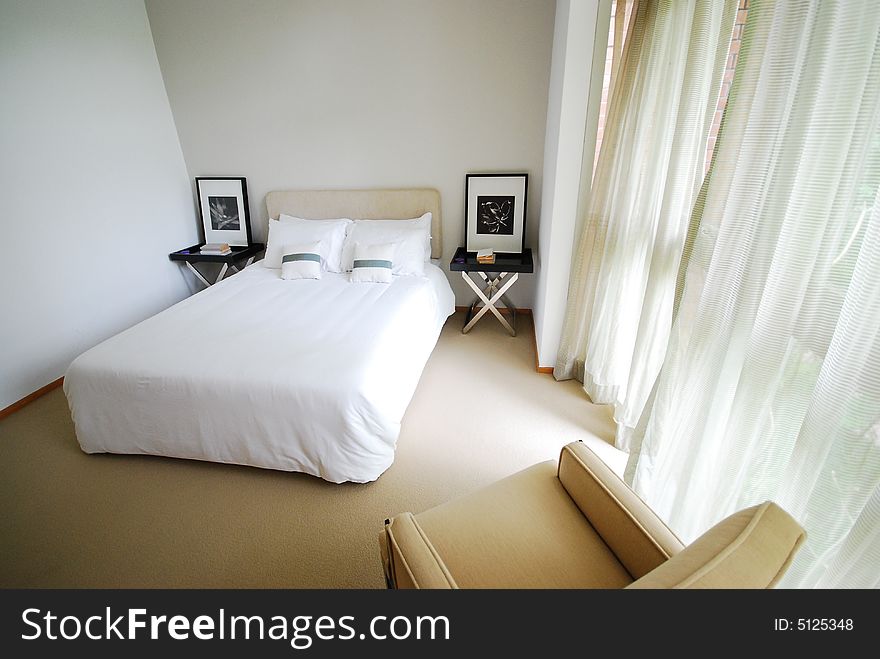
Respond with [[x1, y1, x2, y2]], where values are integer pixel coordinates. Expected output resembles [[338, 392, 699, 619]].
[[592, 0, 750, 180]]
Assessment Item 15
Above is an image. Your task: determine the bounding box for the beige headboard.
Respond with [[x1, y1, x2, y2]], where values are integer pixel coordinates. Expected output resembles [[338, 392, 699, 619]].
[[265, 188, 442, 259]]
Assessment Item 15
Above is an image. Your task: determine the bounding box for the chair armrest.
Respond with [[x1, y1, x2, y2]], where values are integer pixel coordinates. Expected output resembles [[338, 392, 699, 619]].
[[558, 441, 684, 579], [381, 513, 458, 589], [626, 501, 805, 589]]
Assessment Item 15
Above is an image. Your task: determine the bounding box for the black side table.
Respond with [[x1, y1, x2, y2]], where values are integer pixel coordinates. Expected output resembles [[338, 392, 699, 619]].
[[449, 247, 534, 336], [169, 243, 265, 288]]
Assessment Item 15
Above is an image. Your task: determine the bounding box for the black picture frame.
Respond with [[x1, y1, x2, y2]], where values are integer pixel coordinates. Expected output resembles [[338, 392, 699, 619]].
[[465, 173, 528, 254], [195, 177, 252, 246]]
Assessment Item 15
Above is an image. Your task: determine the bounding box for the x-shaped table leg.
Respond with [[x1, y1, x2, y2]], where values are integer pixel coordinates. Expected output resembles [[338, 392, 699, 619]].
[[184, 256, 256, 289], [461, 271, 519, 336], [184, 261, 212, 288], [225, 256, 257, 278], [185, 262, 229, 288]]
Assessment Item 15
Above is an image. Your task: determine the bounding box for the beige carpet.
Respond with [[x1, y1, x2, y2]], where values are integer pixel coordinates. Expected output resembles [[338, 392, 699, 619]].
[[0, 311, 619, 588]]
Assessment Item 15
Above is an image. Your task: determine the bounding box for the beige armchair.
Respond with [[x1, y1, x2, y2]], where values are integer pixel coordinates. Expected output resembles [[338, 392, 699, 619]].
[[381, 441, 805, 588]]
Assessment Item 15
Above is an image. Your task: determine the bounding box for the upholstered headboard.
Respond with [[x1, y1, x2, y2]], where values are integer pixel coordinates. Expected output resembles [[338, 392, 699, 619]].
[[265, 188, 442, 259]]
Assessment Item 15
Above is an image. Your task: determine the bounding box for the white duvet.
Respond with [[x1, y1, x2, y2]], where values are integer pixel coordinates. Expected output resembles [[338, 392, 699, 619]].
[[64, 263, 454, 483]]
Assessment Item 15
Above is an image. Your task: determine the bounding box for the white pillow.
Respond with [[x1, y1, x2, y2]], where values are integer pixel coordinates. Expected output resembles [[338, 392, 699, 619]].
[[280, 241, 322, 280], [340, 212, 431, 276], [264, 216, 350, 271], [349, 242, 394, 284]]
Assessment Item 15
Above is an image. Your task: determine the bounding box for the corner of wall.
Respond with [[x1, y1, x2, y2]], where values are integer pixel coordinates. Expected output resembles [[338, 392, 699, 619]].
[[0, 0, 198, 409], [533, 0, 610, 369]]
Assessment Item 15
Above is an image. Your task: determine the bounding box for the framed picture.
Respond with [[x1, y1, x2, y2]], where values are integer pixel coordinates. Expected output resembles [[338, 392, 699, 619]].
[[465, 173, 528, 253], [195, 177, 252, 246]]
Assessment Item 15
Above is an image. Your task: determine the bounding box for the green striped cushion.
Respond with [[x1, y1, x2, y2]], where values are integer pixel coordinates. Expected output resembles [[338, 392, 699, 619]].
[[283, 252, 321, 264], [350, 242, 395, 283], [353, 259, 392, 269], [281, 241, 322, 280]]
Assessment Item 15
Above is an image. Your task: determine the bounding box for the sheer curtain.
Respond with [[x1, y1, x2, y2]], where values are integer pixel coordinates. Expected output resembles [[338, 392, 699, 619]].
[[626, 0, 880, 588], [555, 0, 737, 450]]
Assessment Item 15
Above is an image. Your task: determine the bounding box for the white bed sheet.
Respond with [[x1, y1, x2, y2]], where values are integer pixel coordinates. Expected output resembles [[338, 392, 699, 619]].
[[64, 263, 454, 483]]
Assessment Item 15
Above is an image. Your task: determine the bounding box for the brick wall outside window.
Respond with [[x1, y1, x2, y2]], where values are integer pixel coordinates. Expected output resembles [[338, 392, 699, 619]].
[[591, 1, 749, 181], [706, 0, 749, 174]]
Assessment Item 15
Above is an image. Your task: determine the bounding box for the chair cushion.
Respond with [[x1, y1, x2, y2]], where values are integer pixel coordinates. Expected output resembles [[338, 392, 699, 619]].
[[409, 461, 634, 588], [626, 501, 806, 589]]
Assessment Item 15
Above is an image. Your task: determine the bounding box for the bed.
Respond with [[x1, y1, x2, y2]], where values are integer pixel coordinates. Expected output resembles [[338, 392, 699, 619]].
[[64, 189, 455, 483]]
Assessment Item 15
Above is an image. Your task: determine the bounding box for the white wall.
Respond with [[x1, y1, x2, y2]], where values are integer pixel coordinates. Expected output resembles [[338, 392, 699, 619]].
[[144, 0, 555, 307], [0, 0, 198, 409], [533, 0, 610, 368]]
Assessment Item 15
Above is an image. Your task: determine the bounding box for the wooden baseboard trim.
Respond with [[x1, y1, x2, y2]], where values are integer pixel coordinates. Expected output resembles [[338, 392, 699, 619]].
[[530, 319, 554, 375], [0, 377, 64, 421]]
